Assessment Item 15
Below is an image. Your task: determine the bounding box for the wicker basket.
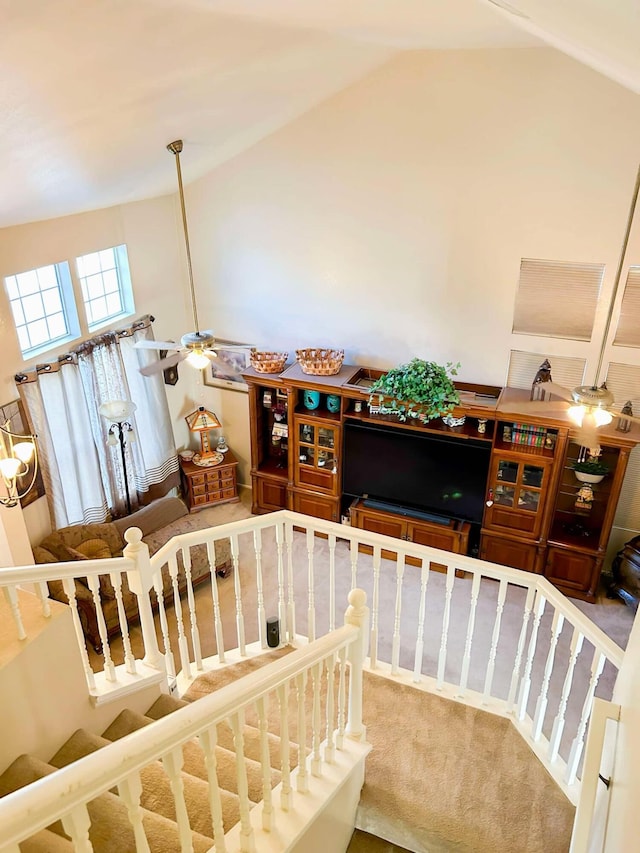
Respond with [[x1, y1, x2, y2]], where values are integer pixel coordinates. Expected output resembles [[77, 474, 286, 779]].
[[296, 348, 345, 376], [250, 350, 288, 374]]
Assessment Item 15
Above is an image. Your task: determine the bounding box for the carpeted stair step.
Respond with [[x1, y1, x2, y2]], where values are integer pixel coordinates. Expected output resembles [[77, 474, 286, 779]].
[[56, 722, 238, 837], [145, 693, 190, 718], [0, 754, 214, 853], [108, 706, 282, 800], [19, 828, 75, 851]]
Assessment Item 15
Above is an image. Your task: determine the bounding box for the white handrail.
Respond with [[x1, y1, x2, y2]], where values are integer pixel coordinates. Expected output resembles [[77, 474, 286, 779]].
[[0, 622, 360, 850]]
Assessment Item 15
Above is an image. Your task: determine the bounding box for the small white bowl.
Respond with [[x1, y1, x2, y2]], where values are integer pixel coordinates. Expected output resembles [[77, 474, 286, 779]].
[[180, 450, 195, 462]]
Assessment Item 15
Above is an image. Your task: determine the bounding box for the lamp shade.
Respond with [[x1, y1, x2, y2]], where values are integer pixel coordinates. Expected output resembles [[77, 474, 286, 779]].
[[185, 407, 222, 432], [99, 400, 137, 421]]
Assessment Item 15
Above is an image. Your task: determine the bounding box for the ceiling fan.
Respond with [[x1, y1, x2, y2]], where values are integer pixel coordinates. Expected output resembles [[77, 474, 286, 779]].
[[136, 140, 245, 378], [499, 160, 640, 450]]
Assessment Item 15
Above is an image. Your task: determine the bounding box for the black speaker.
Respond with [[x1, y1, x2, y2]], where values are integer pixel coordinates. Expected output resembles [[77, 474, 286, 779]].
[[266, 617, 280, 648]]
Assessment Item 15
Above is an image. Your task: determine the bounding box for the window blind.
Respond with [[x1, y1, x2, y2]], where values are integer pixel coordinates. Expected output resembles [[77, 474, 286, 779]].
[[513, 259, 604, 341], [506, 350, 586, 391], [613, 266, 640, 347]]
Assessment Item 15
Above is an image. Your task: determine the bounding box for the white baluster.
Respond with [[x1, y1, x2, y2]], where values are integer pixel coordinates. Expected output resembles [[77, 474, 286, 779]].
[[254, 528, 266, 649], [296, 670, 308, 792], [163, 747, 193, 852], [277, 682, 292, 812], [483, 579, 507, 703], [285, 520, 296, 642], [532, 608, 565, 741], [458, 572, 481, 695], [86, 575, 116, 682], [118, 772, 151, 853], [336, 646, 347, 750], [62, 578, 96, 691], [349, 538, 358, 589], [413, 557, 431, 683], [230, 711, 256, 852], [182, 547, 203, 672], [328, 533, 337, 631], [153, 573, 176, 679], [565, 650, 606, 785], [548, 628, 584, 764], [61, 803, 93, 852], [3, 585, 26, 640], [35, 580, 51, 617], [391, 553, 406, 675], [123, 528, 164, 672], [323, 652, 337, 764], [110, 571, 137, 675], [199, 726, 227, 852], [345, 588, 368, 741], [206, 541, 226, 665], [507, 585, 536, 712], [517, 590, 547, 721], [369, 545, 381, 670], [311, 661, 323, 777], [256, 696, 274, 831], [231, 533, 246, 656], [436, 564, 456, 690], [275, 522, 287, 643], [306, 528, 316, 643], [168, 553, 191, 679]]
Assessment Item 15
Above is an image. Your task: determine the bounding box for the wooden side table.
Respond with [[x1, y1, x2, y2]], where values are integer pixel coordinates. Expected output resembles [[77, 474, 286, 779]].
[[180, 449, 240, 513]]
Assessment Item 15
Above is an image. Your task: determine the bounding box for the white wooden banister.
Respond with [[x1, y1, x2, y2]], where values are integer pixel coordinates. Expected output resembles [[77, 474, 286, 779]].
[[345, 588, 369, 741], [123, 527, 165, 672]]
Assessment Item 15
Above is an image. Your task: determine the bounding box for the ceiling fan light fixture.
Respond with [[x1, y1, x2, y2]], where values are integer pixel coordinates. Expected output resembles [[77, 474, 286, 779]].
[[592, 408, 613, 427], [186, 349, 211, 370]]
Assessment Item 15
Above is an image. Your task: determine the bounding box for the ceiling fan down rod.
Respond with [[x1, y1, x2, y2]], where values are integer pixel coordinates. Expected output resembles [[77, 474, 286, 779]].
[[167, 139, 201, 336], [592, 159, 640, 389]]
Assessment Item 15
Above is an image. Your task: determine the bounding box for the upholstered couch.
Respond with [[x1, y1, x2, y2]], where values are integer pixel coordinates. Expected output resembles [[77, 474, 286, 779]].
[[32, 497, 231, 652]]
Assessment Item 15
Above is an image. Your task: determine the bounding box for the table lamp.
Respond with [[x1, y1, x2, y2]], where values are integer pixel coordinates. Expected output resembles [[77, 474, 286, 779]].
[[185, 406, 222, 459]]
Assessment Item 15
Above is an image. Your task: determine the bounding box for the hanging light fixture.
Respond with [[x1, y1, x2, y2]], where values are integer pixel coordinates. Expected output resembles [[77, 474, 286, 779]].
[[0, 420, 38, 508], [167, 140, 215, 369]]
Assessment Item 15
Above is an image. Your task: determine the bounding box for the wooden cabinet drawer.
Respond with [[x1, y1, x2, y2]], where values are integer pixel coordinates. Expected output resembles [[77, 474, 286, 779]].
[[480, 533, 539, 573], [253, 475, 287, 512], [193, 484, 207, 496], [485, 506, 538, 537], [192, 494, 210, 507], [545, 546, 599, 596], [296, 466, 335, 493], [291, 490, 339, 522], [191, 473, 206, 486]]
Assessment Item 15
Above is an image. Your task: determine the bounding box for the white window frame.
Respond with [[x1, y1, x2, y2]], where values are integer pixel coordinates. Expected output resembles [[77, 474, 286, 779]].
[[76, 244, 135, 332], [4, 261, 80, 359]]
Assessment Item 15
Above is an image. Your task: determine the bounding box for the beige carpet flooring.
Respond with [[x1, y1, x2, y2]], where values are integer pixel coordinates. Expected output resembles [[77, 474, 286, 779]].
[[183, 645, 575, 853]]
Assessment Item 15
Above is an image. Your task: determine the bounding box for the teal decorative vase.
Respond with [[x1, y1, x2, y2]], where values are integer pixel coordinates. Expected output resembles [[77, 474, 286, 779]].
[[303, 390, 320, 410], [326, 394, 340, 413]]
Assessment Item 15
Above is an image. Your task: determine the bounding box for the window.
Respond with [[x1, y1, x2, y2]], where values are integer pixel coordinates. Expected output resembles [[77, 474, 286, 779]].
[[613, 266, 640, 347], [512, 259, 604, 341], [76, 244, 134, 330], [4, 262, 79, 358]]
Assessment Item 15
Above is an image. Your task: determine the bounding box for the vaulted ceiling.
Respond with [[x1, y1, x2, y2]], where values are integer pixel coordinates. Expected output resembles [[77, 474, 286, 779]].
[[1, 0, 638, 228]]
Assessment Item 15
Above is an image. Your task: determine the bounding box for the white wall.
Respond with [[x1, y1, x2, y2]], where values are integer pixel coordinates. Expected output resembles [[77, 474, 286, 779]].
[[184, 47, 640, 381], [2, 46, 640, 545]]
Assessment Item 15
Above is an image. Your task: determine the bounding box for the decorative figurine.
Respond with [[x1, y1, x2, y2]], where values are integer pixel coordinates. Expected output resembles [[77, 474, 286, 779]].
[[575, 482, 595, 511], [616, 400, 633, 433], [531, 359, 553, 401]]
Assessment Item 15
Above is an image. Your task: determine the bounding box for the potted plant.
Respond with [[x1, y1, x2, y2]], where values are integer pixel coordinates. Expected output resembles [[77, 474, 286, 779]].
[[368, 358, 460, 423], [572, 459, 610, 484]]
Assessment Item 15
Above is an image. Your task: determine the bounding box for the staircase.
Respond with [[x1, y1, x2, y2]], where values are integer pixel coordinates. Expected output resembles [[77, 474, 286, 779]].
[[0, 691, 291, 852]]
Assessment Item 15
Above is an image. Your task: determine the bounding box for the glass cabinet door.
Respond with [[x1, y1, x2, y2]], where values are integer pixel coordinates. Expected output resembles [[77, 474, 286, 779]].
[[486, 454, 550, 538], [295, 418, 340, 493]]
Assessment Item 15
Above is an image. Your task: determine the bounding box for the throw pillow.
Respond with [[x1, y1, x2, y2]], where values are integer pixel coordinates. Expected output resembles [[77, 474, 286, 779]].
[[65, 539, 116, 599]]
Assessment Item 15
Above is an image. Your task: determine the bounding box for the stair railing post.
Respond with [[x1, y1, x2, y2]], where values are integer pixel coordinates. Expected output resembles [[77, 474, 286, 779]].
[[344, 587, 369, 742], [123, 527, 165, 673]]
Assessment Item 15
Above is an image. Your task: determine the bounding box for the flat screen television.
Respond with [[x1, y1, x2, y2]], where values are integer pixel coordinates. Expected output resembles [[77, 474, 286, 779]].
[[342, 421, 491, 525]]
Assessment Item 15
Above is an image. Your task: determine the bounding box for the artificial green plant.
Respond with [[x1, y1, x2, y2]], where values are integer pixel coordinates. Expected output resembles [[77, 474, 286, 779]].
[[368, 358, 461, 422]]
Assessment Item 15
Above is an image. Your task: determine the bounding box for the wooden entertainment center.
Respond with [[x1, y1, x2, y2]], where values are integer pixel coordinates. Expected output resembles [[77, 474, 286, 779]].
[[243, 362, 640, 602]]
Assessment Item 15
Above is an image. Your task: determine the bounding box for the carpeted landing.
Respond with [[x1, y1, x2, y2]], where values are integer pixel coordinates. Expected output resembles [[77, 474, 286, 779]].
[[0, 648, 574, 853]]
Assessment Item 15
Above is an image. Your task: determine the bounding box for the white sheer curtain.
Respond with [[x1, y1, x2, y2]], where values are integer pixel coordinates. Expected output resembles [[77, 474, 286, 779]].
[[18, 316, 178, 527]]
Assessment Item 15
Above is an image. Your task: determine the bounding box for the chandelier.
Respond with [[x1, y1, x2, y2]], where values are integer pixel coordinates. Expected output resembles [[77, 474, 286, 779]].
[[0, 420, 38, 508]]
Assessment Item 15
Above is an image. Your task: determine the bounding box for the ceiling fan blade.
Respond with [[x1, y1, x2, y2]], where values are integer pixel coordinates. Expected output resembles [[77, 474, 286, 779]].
[[134, 339, 181, 351], [498, 399, 571, 414], [205, 352, 243, 377], [544, 382, 576, 403], [139, 351, 187, 376]]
